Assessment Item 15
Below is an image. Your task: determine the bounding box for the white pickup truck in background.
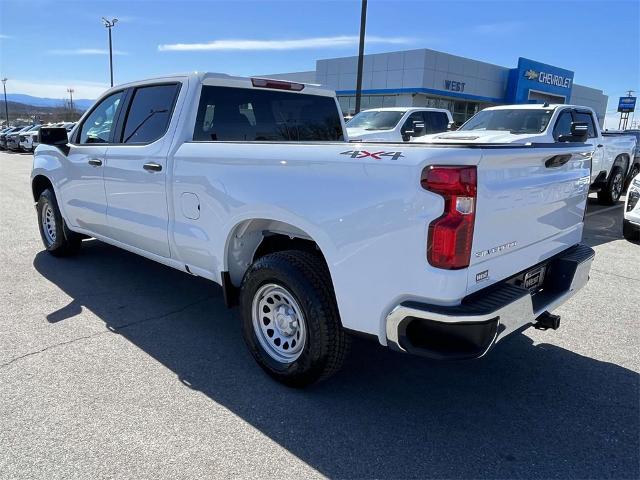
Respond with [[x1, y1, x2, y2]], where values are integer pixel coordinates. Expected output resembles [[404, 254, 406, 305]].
[[415, 104, 638, 205], [346, 107, 453, 142], [33, 73, 594, 386]]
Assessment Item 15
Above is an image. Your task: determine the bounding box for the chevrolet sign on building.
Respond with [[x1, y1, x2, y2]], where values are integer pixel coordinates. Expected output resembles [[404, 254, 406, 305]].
[[507, 57, 575, 104], [533, 71, 572, 89], [265, 50, 606, 125]]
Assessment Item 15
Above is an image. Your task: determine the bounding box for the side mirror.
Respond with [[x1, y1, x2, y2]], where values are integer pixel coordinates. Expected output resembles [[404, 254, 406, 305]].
[[447, 122, 457, 131], [39, 127, 70, 155], [402, 122, 426, 141], [570, 122, 589, 142]]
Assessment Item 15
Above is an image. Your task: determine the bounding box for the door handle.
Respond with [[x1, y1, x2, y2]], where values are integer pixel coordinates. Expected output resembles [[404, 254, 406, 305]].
[[88, 158, 103, 167], [143, 162, 163, 172], [545, 154, 571, 168], [597, 144, 603, 148]]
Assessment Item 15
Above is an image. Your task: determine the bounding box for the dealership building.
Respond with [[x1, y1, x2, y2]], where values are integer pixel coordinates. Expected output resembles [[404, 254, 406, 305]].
[[267, 48, 608, 125]]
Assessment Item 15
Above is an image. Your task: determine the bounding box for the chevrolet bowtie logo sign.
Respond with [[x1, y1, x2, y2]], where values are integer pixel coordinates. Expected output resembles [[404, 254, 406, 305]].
[[524, 69, 539, 80], [523, 68, 572, 88]]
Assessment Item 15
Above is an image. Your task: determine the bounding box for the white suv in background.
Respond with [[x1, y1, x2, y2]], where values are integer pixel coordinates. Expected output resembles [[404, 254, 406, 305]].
[[623, 172, 640, 241], [19, 124, 44, 152], [346, 107, 453, 142]]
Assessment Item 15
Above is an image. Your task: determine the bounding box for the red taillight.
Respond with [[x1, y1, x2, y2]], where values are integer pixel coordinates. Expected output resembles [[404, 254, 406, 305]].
[[251, 78, 305, 91], [422, 166, 477, 270]]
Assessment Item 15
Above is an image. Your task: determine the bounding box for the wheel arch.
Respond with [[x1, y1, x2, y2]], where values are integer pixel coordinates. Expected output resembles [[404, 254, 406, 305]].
[[223, 218, 334, 290], [613, 153, 630, 177], [31, 174, 54, 202]]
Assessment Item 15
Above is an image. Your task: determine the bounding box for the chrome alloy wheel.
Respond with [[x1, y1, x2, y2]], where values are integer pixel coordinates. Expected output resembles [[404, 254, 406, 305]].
[[41, 203, 57, 245], [613, 172, 624, 200], [252, 283, 306, 363]]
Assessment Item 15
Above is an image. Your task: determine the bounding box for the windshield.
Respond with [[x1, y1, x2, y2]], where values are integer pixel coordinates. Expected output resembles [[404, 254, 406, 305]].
[[460, 109, 554, 134], [347, 110, 405, 130]]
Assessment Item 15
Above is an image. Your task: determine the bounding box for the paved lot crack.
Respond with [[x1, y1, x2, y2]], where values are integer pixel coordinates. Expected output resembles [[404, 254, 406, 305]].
[[591, 268, 640, 283], [0, 296, 212, 369]]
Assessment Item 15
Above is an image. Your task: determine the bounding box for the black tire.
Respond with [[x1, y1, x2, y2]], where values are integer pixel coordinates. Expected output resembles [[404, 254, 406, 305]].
[[239, 250, 349, 387], [623, 219, 640, 241], [597, 166, 624, 205], [625, 164, 640, 191], [36, 188, 82, 257]]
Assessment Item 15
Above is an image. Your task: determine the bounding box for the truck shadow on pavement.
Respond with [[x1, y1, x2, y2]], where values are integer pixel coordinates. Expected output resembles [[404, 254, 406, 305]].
[[33, 241, 639, 479], [583, 197, 627, 248]]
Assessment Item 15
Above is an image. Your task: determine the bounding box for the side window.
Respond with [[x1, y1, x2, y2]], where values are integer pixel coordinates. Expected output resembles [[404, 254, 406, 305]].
[[553, 111, 573, 141], [193, 86, 343, 142], [121, 84, 180, 144], [424, 112, 449, 134], [401, 112, 425, 137], [574, 111, 596, 138], [78, 91, 124, 144]]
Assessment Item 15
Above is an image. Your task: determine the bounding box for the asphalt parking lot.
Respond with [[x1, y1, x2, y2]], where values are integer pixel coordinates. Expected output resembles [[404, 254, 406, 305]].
[[1, 150, 638, 479]]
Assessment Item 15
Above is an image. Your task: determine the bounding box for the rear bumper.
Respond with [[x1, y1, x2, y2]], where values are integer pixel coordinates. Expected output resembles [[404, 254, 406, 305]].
[[385, 243, 595, 360]]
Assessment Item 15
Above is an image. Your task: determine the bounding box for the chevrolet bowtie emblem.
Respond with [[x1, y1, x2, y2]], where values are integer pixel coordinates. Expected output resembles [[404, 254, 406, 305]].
[[524, 69, 539, 80]]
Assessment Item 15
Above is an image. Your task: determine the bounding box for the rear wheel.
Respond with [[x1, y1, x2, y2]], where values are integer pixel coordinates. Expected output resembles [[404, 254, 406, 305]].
[[37, 188, 82, 256], [597, 166, 624, 205], [240, 250, 349, 387]]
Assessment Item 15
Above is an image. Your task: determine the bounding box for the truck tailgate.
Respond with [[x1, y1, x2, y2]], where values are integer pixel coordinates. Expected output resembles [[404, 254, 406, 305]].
[[467, 145, 591, 295]]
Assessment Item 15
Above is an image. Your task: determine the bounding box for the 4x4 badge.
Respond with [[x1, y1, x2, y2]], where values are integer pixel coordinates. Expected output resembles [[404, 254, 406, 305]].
[[340, 150, 404, 161]]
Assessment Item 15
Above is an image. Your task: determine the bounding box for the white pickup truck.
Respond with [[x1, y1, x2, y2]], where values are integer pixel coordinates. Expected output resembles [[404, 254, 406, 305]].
[[33, 73, 595, 386], [415, 104, 638, 205], [346, 107, 453, 142]]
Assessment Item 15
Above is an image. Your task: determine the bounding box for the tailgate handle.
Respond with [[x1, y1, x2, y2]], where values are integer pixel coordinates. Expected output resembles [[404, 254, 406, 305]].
[[545, 154, 572, 168]]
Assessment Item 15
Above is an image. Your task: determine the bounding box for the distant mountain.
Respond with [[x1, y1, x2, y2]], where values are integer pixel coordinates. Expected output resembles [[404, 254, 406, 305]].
[[0, 100, 82, 124], [5, 94, 94, 110]]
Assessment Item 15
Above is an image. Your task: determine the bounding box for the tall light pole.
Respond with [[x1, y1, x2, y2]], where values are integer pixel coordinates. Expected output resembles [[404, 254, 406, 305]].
[[354, 0, 368, 115], [1, 78, 8, 126], [102, 17, 118, 87], [67, 88, 75, 120]]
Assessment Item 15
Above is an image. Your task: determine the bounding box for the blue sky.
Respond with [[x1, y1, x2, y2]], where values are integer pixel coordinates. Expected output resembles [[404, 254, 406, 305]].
[[1, 0, 638, 126]]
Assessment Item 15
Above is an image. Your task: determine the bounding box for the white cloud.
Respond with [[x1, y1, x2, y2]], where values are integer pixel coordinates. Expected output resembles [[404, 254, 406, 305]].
[[0, 34, 11, 39], [47, 48, 128, 56], [158, 35, 412, 52], [5, 79, 109, 99]]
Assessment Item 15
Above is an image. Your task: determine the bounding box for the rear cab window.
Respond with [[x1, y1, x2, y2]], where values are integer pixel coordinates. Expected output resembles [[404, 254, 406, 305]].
[[193, 86, 343, 141]]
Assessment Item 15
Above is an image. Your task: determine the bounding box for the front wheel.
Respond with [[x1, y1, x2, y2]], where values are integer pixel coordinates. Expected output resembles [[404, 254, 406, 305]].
[[37, 188, 82, 256], [597, 166, 624, 205], [240, 250, 349, 387]]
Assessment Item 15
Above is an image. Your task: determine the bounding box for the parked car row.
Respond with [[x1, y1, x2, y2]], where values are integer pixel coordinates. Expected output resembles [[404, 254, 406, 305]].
[[0, 122, 76, 152]]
